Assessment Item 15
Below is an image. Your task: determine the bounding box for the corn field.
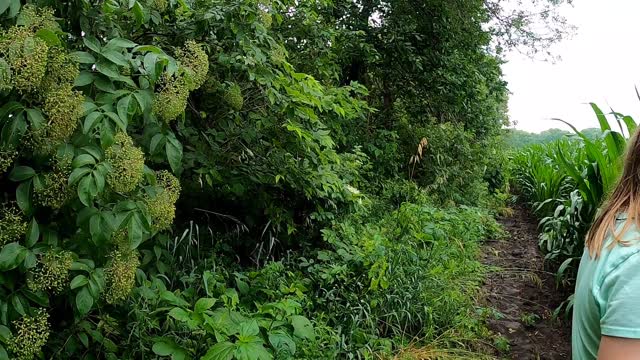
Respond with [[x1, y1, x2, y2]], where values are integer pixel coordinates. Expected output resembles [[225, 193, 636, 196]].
[[512, 103, 637, 297]]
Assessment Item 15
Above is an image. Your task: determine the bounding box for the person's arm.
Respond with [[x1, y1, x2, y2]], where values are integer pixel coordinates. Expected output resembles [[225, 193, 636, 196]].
[[598, 336, 640, 359]]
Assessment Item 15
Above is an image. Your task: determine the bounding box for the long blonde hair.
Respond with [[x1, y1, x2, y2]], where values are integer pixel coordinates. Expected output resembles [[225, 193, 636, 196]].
[[586, 128, 640, 258]]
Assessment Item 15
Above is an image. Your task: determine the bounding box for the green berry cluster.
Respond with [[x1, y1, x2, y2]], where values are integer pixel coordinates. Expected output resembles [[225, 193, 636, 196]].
[[39, 47, 80, 94], [7, 309, 50, 360], [0, 6, 61, 94], [224, 83, 244, 111], [28, 250, 74, 293], [0, 58, 12, 92], [16, 5, 59, 32], [0, 147, 17, 173], [105, 249, 140, 304], [176, 41, 209, 91], [34, 157, 73, 209], [0, 204, 27, 246], [0, 27, 49, 93], [150, 0, 168, 13], [105, 132, 145, 194], [41, 84, 84, 144], [152, 75, 189, 123], [147, 171, 181, 232], [153, 41, 209, 122]]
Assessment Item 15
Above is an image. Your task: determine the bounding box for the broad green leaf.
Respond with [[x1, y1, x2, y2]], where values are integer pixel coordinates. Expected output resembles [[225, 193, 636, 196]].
[[16, 180, 32, 213], [25, 109, 44, 129], [75, 71, 95, 87], [0, 1, 10, 15], [77, 175, 94, 206], [195, 298, 216, 314], [152, 341, 175, 356], [106, 38, 137, 49], [117, 94, 132, 123], [168, 308, 191, 322], [71, 51, 96, 64], [83, 112, 103, 133], [234, 339, 272, 360], [69, 167, 91, 186], [83, 36, 101, 53], [268, 330, 296, 356], [96, 61, 120, 79], [25, 218, 39, 248], [166, 135, 183, 173], [9, 166, 35, 181], [70, 275, 89, 289], [0, 243, 28, 271], [101, 50, 128, 66], [290, 315, 314, 340], [201, 342, 235, 360], [73, 154, 96, 168], [76, 287, 93, 315]]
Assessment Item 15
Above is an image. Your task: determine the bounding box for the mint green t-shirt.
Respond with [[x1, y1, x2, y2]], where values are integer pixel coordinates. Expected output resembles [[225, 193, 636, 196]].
[[572, 218, 640, 359]]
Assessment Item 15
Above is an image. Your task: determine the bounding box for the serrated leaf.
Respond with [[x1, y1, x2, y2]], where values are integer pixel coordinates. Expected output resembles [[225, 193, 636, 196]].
[[195, 298, 216, 314], [290, 315, 314, 340]]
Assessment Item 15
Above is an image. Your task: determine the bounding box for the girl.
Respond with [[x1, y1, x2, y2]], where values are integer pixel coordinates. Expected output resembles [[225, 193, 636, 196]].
[[573, 129, 640, 359]]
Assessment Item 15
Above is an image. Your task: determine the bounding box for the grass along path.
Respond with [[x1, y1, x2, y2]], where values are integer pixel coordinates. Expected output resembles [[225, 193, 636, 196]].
[[481, 206, 571, 359]]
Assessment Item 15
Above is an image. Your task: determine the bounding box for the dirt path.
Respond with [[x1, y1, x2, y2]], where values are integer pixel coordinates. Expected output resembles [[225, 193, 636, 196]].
[[481, 206, 571, 359]]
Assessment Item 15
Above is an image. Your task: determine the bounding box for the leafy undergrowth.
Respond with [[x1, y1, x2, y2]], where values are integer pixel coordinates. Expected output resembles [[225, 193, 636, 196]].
[[112, 185, 504, 359]]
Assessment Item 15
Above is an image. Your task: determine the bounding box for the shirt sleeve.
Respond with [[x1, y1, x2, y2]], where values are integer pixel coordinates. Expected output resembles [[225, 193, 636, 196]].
[[600, 251, 640, 338]]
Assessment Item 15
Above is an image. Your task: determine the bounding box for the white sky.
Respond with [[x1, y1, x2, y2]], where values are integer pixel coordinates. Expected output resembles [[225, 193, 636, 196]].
[[503, 0, 640, 133]]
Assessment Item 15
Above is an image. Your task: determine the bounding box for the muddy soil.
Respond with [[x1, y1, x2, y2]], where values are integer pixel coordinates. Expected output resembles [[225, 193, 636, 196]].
[[481, 206, 572, 359]]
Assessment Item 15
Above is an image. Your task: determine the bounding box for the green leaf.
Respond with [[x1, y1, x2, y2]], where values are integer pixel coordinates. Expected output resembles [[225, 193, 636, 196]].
[[83, 112, 103, 133], [195, 298, 216, 314], [0, 243, 28, 271], [78, 175, 94, 206], [0, 325, 10, 342], [106, 38, 137, 49], [166, 135, 183, 173], [101, 50, 128, 66], [70, 275, 89, 289], [8, 0, 20, 18], [9, 166, 35, 181], [202, 342, 235, 360], [16, 180, 32, 214], [150, 134, 165, 154], [0, 344, 6, 360], [76, 287, 94, 315], [71, 51, 96, 64], [105, 111, 127, 132], [73, 154, 96, 168], [239, 320, 260, 337], [133, 45, 164, 54], [2, 112, 27, 145], [268, 330, 296, 356], [75, 71, 95, 87], [290, 315, 314, 340], [35, 28, 60, 46], [152, 341, 176, 356], [168, 308, 191, 322], [11, 295, 25, 316], [0, 1, 10, 15], [96, 61, 120, 79], [117, 95, 132, 123], [25, 109, 44, 129], [78, 332, 89, 348], [69, 167, 91, 186], [235, 339, 272, 360], [83, 36, 101, 53], [26, 218, 39, 248]]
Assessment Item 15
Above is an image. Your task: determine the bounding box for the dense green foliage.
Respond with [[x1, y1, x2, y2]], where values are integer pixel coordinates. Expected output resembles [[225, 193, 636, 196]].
[[512, 104, 635, 306], [0, 0, 568, 358]]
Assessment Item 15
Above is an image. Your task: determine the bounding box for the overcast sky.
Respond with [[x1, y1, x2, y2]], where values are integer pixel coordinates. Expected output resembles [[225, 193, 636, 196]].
[[503, 0, 640, 133]]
